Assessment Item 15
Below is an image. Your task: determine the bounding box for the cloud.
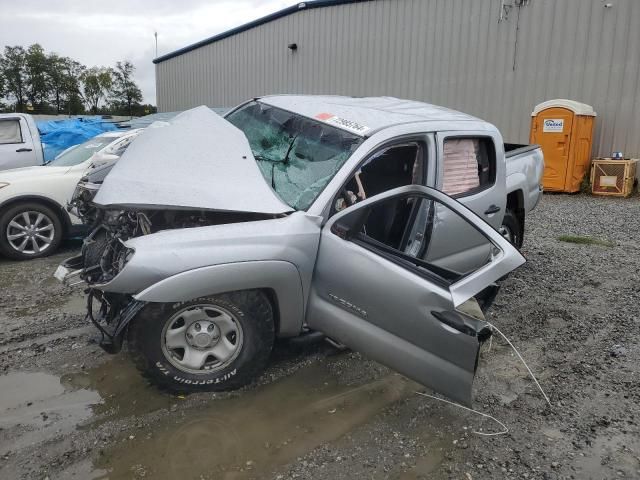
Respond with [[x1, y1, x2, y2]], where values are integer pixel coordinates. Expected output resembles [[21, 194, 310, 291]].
[[0, 0, 291, 103]]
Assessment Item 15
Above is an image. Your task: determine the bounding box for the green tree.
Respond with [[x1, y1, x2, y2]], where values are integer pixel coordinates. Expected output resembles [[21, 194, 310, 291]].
[[24, 44, 50, 110], [0, 46, 27, 112], [46, 53, 66, 113], [0, 57, 5, 113], [62, 59, 86, 115], [0, 53, 5, 101], [81, 66, 112, 114], [130, 103, 157, 117], [110, 61, 142, 117], [47, 54, 85, 114]]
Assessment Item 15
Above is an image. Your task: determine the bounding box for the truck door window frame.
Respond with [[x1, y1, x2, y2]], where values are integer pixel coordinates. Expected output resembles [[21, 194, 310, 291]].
[[0, 118, 24, 145], [332, 191, 494, 289], [439, 135, 497, 198], [328, 136, 430, 218]]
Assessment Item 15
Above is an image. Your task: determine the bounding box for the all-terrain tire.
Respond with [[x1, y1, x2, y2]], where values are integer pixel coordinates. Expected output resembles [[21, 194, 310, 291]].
[[0, 202, 64, 260], [500, 209, 523, 249], [127, 290, 275, 393]]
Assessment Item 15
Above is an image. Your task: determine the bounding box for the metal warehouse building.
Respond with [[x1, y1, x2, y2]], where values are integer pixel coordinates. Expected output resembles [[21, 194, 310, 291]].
[[154, 0, 640, 157]]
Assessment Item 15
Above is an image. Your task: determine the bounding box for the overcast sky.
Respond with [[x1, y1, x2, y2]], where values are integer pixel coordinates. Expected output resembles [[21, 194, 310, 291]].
[[0, 0, 292, 104]]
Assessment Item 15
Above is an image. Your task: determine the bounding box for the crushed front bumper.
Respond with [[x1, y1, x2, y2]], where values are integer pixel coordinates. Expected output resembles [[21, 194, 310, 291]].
[[54, 254, 85, 287], [55, 254, 145, 354]]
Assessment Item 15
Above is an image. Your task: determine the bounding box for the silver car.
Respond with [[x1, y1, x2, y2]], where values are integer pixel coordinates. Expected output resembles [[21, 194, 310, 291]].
[[58, 96, 527, 406]]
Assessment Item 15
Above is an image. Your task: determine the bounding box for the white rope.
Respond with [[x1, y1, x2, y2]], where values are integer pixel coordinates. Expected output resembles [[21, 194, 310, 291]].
[[485, 320, 552, 407], [415, 319, 552, 436], [415, 391, 509, 436]]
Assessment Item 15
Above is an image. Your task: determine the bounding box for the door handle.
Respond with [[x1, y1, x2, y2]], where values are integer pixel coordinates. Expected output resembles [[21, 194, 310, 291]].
[[432, 310, 492, 341], [16, 148, 33, 153], [484, 204, 501, 215]]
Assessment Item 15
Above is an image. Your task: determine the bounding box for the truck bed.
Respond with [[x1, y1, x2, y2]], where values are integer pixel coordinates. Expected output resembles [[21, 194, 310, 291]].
[[504, 143, 544, 215], [504, 143, 540, 158]]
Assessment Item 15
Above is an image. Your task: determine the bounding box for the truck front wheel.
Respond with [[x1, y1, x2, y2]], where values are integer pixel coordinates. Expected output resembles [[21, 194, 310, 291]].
[[127, 291, 275, 392]]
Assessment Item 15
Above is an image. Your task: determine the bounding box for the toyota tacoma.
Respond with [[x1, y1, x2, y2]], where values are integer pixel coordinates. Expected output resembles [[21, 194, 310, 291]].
[[58, 96, 543, 406]]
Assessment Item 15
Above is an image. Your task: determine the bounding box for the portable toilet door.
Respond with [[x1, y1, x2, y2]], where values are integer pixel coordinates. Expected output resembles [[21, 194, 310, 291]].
[[530, 99, 596, 193]]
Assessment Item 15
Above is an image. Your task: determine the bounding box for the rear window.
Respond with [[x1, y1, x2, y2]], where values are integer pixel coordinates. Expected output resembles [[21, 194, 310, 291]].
[[0, 119, 23, 144], [442, 138, 495, 196]]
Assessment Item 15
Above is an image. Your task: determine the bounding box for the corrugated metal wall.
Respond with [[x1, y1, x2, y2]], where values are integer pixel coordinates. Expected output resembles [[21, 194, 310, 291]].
[[155, 0, 640, 157]]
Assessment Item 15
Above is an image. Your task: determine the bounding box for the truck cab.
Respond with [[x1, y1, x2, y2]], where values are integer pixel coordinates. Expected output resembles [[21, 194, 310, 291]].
[[0, 113, 44, 170]]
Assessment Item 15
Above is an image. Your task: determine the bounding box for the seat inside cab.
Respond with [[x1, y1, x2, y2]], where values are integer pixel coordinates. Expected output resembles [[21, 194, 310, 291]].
[[334, 143, 423, 248]]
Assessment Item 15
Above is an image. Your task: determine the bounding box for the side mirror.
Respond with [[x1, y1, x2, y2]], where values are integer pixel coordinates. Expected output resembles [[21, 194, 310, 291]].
[[89, 153, 119, 167], [330, 207, 369, 240]]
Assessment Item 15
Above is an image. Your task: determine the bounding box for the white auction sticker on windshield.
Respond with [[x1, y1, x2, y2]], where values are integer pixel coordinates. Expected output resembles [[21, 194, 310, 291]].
[[315, 112, 370, 135]]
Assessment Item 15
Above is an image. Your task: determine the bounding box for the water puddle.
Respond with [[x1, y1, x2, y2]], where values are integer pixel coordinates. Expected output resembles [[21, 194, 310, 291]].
[[92, 363, 413, 479], [63, 355, 174, 421], [1, 358, 416, 480], [0, 356, 172, 459], [0, 371, 100, 456]]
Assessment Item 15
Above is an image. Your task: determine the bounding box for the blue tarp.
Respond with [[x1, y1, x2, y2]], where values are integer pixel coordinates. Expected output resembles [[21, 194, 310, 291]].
[[37, 117, 118, 162], [117, 108, 228, 129]]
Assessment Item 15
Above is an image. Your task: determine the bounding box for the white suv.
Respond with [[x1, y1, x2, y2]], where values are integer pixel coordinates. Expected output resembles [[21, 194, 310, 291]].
[[0, 129, 141, 260]]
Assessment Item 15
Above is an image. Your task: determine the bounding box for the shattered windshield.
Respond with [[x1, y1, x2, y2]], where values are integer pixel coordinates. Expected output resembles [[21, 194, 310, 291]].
[[226, 101, 364, 210]]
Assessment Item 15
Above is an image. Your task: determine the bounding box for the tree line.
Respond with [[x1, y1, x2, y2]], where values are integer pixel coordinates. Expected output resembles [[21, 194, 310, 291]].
[[0, 44, 156, 117]]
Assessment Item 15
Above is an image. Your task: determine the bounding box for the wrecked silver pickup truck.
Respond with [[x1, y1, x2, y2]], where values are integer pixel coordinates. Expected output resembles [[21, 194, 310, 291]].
[[58, 96, 542, 406]]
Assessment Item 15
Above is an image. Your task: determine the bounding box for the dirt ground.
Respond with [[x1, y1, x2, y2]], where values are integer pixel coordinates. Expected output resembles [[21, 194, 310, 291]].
[[1, 193, 639, 480]]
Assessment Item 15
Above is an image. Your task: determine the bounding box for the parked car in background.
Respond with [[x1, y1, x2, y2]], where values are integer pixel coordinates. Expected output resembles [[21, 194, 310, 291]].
[[68, 122, 169, 227], [70, 112, 229, 227], [58, 96, 543, 405], [67, 150, 124, 228], [0, 113, 45, 170], [0, 129, 142, 260]]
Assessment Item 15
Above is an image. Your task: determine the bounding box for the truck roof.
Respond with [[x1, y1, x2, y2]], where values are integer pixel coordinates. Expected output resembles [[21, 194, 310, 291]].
[[258, 95, 482, 136]]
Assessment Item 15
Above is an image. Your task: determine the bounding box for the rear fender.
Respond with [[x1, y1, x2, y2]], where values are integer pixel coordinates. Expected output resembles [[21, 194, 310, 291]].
[[133, 260, 304, 337]]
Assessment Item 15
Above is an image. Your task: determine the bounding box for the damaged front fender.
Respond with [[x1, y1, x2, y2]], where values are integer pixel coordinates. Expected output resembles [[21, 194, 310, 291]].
[[86, 290, 145, 353], [134, 260, 305, 337]]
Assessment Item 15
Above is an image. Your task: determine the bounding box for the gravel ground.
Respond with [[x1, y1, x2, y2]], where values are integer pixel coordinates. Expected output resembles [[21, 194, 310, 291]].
[[1, 193, 639, 480]]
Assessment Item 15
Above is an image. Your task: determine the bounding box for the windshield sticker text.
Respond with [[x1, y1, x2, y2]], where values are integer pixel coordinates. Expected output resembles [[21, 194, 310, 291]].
[[315, 112, 370, 135]]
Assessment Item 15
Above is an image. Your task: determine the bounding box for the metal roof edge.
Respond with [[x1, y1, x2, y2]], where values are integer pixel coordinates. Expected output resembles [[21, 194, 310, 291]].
[[153, 0, 373, 64]]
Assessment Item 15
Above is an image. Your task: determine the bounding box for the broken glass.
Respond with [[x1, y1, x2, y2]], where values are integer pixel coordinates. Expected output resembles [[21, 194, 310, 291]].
[[227, 101, 364, 210]]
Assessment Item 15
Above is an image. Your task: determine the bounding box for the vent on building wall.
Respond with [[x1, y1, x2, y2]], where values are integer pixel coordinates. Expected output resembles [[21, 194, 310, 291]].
[[499, 0, 531, 22]]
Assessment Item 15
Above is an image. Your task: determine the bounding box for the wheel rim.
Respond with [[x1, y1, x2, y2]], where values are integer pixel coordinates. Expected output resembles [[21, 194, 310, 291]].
[[6, 210, 56, 255], [161, 304, 244, 375]]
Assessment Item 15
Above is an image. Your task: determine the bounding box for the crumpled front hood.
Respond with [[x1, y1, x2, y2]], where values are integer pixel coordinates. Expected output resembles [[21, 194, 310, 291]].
[[93, 106, 293, 214]]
